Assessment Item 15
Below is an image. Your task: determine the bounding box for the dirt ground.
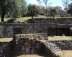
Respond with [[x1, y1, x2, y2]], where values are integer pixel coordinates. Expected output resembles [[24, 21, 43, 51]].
[[62, 50, 72, 57], [48, 36, 72, 57], [17, 54, 43, 57], [48, 36, 72, 41], [17, 36, 72, 57], [17, 50, 72, 57]]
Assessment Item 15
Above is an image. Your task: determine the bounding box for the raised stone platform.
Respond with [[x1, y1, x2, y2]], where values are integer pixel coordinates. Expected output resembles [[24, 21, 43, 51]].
[[15, 33, 48, 40]]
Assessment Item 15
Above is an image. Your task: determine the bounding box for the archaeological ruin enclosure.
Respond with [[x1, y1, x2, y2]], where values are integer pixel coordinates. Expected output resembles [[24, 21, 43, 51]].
[[0, 18, 72, 57]]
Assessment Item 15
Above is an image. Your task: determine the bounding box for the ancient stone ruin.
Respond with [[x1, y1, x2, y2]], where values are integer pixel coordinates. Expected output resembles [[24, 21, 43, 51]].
[[0, 18, 72, 57], [0, 33, 63, 57], [0, 18, 72, 38], [14, 34, 62, 57]]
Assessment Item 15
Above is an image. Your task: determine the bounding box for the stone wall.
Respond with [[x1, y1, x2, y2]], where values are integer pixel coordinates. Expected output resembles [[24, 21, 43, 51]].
[[50, 40, 72, 50], [14, 38, 60, 57], [0, 23, 48, 38], [0, 22, 72, 38], [26, 18, 72, 24], [0, 36, 60, 57], [0, 25, 13, 38], [0, 26, 4, 37], [0, 42, 14, 57], [15, 33, 48, 40]]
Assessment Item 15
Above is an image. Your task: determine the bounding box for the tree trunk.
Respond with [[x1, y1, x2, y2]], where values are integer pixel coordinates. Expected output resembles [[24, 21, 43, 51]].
[[31, 11, 34, 19], [1, 13, 4, 22], [1, 8, 5, 22], [32, 15, 33, 19]]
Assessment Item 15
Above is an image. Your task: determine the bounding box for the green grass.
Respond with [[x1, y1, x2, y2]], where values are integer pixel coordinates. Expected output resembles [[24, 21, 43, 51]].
[[0, 15, 46, 22], [16, 17, 31, 22], [0, 15, 72, 22], [16, 15, 46, 22], [0, 17, 31, 22]]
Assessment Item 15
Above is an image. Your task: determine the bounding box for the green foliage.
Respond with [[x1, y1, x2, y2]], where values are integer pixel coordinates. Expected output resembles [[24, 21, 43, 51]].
[[0, 0, 16, 22], [68, 3, 72, 16], [20, 0, 27, 17], [0, 0, 19, 22], [38, 6, 45, 15], [12, 0, 27, 18], [49, 8, 57, 18], [27, 4, 39, 19], [55, 6, 62, 16], [0, 0, 27, 22], [62, 0, 70, 9]]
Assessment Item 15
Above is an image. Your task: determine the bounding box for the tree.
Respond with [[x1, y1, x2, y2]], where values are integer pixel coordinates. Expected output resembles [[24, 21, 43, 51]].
[[36, 0, 44, 15], [38, 6, 45, 15], [0, 0, 18, 22], [43, 0, 49, 18], [62, 0, 71, 10], [36, 0, 41, 5], [0, 0, 23, 22], [20, 0, 27, 17], [43, 0, 48, 6], [62, 0, 71, 17], [68, 3, 72, 16], [49, 7, 57, 18], [27, 4, 39, 19], [0, 0, 14, 22], [43, 0, 49, 10], [55, 6, 63, 17]]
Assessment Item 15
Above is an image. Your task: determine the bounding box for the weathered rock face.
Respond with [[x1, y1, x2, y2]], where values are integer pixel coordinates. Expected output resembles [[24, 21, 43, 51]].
[[0, 21, 72, 38], [0, 18, 72, 38], [50, 40, 72, 50], [15, 33, 48, 55], [0, 42, 14, 57], [15, 38, 60, 57], [14, 34, 62, 57], [15, 33, 48, 40], [0, 26, 13, 38], [26, 18, 72, 24], [0, 35, 63, 57], [15, 38, 41, 55], [0, 24, 50, 38], [44, 41, 63, 57]]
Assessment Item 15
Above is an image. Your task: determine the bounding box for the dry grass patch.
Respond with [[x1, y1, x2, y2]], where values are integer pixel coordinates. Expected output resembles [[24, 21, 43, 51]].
[[17, 50, 72, 57], [48, 36, 72, 41], [0, 38, 13, 42], [17, 54, 43, 57], [62, 50, 72, 57]]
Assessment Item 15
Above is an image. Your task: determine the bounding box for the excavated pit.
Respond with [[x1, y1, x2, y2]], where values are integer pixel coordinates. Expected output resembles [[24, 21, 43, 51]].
[[15, 38, 60, 57], [0, 34, 62, 57], [14, 34, 62, 57]]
